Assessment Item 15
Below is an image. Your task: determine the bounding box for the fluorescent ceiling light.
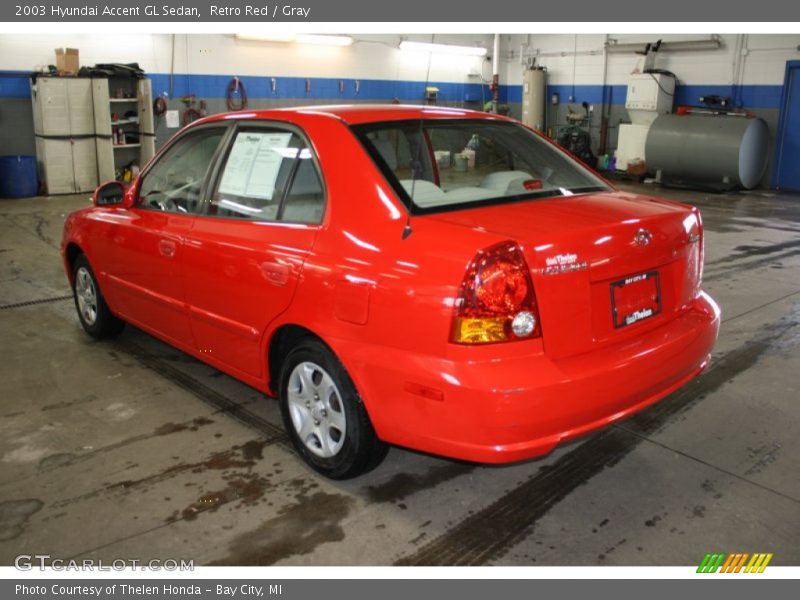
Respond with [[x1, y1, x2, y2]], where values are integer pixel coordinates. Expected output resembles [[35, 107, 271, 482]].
[[235, 33, 353, 47], [297, 34, 353, 47], [235, 33, 296, 43], [399, 41, 487, 56]]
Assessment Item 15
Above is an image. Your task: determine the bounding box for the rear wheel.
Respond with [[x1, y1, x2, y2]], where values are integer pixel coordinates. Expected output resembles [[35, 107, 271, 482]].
[[279, 338, 388, 479], [72, 254, 125, 339]]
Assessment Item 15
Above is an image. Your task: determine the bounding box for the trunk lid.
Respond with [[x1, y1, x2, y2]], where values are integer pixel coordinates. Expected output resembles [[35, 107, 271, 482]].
[[430, 191, 702, 359]]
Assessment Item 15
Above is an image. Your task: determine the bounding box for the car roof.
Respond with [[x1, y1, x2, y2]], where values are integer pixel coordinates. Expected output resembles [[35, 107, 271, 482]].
[[196, 104, 513, 126]]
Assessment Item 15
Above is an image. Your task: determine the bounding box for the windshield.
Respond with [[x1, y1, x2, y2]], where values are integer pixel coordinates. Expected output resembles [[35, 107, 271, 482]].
[[352, 118, 610, 214]]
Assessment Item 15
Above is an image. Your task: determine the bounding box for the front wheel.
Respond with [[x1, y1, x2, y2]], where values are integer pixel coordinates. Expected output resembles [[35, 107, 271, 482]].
[[72, 254, 125, 339], [279, 339, 388, 479]]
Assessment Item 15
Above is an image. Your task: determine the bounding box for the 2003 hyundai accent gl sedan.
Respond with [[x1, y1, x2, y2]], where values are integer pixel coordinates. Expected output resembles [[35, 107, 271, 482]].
[[61, 105, 720, 478]]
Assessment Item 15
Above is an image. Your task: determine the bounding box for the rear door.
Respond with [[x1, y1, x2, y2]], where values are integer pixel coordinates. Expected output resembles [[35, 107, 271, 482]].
[[97, 124, 230, 346], [182, 122, 325, 377]]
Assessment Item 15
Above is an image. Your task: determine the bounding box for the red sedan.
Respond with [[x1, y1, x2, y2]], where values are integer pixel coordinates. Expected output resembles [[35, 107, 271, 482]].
[[61, 105, 720, 478]]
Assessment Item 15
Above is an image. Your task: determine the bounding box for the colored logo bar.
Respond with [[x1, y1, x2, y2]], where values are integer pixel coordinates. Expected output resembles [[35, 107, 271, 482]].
[[697, 553, 773, 573]]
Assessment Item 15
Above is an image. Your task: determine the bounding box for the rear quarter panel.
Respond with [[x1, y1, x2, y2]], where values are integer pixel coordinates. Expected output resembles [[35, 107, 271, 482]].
[[261, 115, 510, 387]]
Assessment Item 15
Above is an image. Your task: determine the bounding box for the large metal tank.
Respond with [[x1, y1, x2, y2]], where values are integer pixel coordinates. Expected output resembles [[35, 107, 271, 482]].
[[521, 67, 546, 132], [645, 114, 769, 189]]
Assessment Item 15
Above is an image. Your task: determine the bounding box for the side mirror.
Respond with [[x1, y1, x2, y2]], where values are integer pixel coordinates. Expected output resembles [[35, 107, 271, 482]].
[[93, 181, 126, 207]]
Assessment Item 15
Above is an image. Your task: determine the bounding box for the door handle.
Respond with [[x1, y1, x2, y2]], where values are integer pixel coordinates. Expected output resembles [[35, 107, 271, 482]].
[[262, 261, 290, 286], [158, 239, 177, 258]]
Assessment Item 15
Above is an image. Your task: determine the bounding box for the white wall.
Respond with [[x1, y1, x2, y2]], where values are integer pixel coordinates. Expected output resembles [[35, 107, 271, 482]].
[[0, 33, 492, 84], [500, 34, 800, 88], [1, 32, 797, 89], [0, 34, 175, 73]]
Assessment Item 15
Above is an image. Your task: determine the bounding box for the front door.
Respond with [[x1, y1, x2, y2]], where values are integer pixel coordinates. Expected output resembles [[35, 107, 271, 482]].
[[99, 125, 229, 346]]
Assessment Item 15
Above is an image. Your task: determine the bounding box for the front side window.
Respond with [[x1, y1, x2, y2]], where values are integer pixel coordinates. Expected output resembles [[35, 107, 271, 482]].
[[138, 128, 226, 214], [353, 119, 609, 214], [210, 129, 325, 224]]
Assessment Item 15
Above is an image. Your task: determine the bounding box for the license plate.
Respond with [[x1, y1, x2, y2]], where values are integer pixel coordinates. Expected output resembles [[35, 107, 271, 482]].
[[611, 271, 661, 328]]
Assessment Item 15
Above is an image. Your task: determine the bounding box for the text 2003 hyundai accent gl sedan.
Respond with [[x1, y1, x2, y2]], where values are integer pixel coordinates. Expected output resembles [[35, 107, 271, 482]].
[[61, 105, 720, 478]]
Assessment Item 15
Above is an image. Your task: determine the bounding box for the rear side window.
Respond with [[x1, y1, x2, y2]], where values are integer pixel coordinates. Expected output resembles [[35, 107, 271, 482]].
[[281, 155, 325, 224], [211, 129, 324, 224]]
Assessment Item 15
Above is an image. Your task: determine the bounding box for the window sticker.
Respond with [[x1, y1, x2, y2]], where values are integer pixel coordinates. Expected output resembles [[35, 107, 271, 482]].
[[218, 132, 294, 200]]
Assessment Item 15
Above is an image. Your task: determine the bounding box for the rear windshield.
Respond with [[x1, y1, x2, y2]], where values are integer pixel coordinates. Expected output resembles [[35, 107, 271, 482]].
[[351, 118, 610, 214]]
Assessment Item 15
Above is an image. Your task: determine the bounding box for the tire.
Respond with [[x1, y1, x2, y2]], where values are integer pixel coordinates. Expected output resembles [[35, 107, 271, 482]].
[[279, 338, 388, 479], [72, 254, 125, 339]]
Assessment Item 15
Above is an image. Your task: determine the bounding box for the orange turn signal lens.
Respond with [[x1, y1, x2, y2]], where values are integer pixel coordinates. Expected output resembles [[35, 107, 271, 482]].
[[452, 317, 507, 344], [451, 241, 541, 345]]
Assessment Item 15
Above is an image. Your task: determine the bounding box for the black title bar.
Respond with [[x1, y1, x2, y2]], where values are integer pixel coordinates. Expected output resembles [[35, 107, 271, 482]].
[[3, 0, 800, 22]]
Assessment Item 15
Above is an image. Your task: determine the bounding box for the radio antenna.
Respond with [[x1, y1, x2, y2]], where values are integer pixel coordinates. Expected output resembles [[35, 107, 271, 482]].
[[403, 34, 435, 241]]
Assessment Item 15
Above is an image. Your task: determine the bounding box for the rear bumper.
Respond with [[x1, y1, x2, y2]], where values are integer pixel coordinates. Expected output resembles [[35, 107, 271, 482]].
[[335, 291, 720, 464]]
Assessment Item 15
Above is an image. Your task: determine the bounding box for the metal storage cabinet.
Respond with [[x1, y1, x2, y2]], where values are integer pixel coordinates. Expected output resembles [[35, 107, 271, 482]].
[[31, 77, 99, 194]]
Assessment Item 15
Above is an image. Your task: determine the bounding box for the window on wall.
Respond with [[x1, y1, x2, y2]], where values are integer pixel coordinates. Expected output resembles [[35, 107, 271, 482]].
[[138, 127, 227, 214], [211, 129, 325, 224]]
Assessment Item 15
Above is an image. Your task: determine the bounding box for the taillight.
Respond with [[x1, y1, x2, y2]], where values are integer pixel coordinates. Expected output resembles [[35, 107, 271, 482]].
[[697, 212, 705, 286], [688, 208, 704, 294], [451, 241, 542, 344]]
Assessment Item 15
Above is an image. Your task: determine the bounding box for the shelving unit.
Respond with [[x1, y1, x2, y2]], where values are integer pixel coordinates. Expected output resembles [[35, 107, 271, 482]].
[[93, 77, 155, 182]]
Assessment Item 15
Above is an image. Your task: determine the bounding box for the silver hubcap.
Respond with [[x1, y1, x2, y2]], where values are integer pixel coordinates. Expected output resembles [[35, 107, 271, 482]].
[[75, 266, 98, 326], [287, 361, 346, 458]]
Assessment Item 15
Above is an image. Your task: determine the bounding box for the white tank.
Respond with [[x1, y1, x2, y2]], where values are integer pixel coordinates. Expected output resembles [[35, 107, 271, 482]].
[[521, 68, 546, 132]]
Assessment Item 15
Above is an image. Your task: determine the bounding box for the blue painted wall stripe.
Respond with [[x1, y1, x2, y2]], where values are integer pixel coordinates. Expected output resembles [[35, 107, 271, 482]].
[[672, 84, 783, 109], [502, 84, 629, 105], [0, 70, 784, 109], [1, 70, 490, 103], [0, 71, 33, 98], [503, 82, 782, 110], [147, 73, 490, 103]]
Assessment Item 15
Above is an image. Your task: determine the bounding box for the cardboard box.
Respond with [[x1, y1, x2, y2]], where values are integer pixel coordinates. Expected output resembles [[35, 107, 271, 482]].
[[55, 48, 79, 75], [627, 159, 647, 177]]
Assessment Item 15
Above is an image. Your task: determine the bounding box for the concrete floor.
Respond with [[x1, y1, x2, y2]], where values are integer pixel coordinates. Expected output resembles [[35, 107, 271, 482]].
[[1, 182, 798, 567]]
